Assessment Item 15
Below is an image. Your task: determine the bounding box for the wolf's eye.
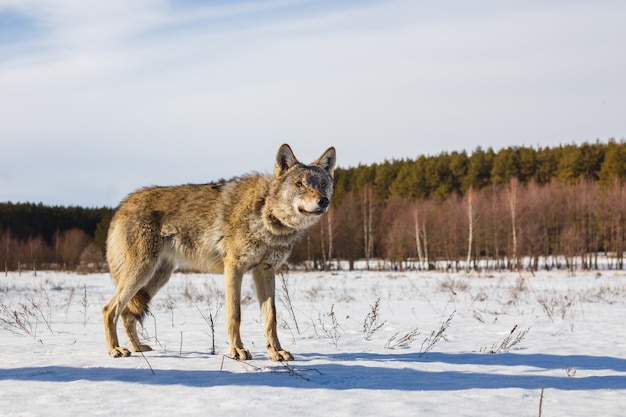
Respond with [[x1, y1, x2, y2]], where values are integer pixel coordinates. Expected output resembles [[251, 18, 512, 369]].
[[321, 181, 327, 189], [296, 181, 303, 187]]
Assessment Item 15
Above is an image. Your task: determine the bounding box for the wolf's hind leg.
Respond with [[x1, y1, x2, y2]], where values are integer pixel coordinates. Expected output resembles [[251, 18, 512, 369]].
[[121, 261, 175, 353], [121, 307, 153, 352], [103, 258, 163, 357], [102, 286, 137, 358]]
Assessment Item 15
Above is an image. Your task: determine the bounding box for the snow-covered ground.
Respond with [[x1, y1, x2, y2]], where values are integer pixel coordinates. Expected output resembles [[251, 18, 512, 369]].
[[1, 269, 625, 416]]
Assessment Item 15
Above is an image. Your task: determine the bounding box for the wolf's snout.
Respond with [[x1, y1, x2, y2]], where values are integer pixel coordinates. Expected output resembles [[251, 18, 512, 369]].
[[317, 197, 329, 209]]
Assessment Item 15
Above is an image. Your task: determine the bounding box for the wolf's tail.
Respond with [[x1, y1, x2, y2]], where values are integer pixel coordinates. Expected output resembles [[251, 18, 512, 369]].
[[126, 288, 151, 324]]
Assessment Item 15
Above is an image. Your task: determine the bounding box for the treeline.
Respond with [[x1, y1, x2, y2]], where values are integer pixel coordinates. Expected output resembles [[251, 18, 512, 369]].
[[290, 139, 626, 271], [332, 139, 626, 203], [0, 203, 113, 272], [292, 179, 626, 272], [1, 139, 626, 272]]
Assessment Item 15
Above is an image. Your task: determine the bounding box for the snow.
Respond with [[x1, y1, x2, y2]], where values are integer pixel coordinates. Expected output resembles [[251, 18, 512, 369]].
[[1, 269, 626, 416]]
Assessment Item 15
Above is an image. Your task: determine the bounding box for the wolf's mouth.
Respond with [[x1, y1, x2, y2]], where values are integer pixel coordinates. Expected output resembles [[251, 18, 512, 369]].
[[298, 207, 326, 215]]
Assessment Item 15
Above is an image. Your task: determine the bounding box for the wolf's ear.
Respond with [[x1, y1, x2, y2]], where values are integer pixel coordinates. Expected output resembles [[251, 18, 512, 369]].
[[314, 146, 336, 178], [275, 144, 299, 177]]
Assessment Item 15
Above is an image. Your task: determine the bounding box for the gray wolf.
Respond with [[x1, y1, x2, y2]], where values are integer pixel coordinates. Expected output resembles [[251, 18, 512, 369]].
[[102, 144, 336, 361]]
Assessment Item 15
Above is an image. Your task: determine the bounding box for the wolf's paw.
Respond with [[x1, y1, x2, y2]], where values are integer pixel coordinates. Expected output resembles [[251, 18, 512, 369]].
[[109, 347, 132, 358], [230, 347, 253, 360], [268, 349, 293, 362], [131, 344, 153, 353]]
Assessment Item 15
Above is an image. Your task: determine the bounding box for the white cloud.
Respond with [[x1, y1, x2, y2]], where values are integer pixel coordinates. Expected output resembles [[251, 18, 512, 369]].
[[1, 0, 625, 205]]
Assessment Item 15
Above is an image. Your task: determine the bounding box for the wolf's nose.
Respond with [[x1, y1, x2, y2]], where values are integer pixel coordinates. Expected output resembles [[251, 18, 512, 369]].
[[317, 197, 329, 209]]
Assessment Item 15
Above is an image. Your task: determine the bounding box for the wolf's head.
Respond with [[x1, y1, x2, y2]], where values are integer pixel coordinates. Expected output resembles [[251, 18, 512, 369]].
[[265, 144, 336, 233]]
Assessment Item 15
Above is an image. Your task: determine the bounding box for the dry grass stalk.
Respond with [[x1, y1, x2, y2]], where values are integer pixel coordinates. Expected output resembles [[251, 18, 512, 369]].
[[363, 298, 386, 341]]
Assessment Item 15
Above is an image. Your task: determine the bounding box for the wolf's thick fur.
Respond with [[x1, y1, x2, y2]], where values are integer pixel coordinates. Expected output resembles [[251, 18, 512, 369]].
[[102, 144, 336, 361]]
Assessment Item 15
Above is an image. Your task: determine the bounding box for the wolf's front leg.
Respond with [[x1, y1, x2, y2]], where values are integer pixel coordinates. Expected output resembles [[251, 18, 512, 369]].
[[224, 263, 252, 360], [253, 266, 294, 361]]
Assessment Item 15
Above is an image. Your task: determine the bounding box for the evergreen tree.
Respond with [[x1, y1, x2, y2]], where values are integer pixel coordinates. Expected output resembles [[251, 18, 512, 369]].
[[598, 140, 626, 186]]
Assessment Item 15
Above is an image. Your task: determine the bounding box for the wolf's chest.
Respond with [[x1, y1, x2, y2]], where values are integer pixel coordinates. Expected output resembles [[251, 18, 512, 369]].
[[259, 245, 292, 269], [235, 235, 294, 270]]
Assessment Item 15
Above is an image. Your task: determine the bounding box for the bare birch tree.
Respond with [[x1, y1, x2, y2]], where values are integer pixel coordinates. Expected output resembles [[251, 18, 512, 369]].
[[414, 206, 424, 268], [362, 185, 375, 269], [466, 187, 475, 272], [507, 179, 519, 271], [326, 209, 334, 270]]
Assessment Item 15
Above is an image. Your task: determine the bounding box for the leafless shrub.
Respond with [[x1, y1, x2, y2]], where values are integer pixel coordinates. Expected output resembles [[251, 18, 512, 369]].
[[63, 287, 76, 320], [240, 292, 255, 308], [30, 292, 53, 334], [279, 273, 300, 335], [192, 296, 222, 355], [318, 304, 342, 347], [56, 228, 91, 270], [579, 285, 626, 304], [305, 285, 323, 302], [472, 309, 485, 323], [507, 276, 529, 305], [473, 291, 488, 303], [363, 298, 386, 341], [482, 324, 530, 354], [182, 280, 200, 303], [439, 278, 468, 296], [182, 278, 223, 305], [565, 364, 577, 377], [0, 293, 54, 337], [127, 326, 156, 375], [419, 311, 454, 356], [0, 299, 36, 336], [80, 284, 89, 328], [538, 294, 574, 322], [161, 294, 176, 327], [137, 316, 163, 351], [180, 277, 224, 355], [515, 276, 528, 293], [385, 328, 420, 349]]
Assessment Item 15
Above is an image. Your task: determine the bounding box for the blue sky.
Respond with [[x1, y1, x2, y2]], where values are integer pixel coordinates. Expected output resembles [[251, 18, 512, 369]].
[[1, 0, 625, 207]]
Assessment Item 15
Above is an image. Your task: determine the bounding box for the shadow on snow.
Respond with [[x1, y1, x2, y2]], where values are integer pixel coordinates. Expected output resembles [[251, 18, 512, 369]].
[[306, 351, 626, 372], [1, 352, 625, 391]]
